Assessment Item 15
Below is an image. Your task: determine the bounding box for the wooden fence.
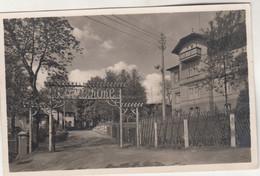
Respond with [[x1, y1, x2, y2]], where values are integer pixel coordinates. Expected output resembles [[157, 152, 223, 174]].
[[106, 110, 250, 148], [8, 136, 18, 154], [184, 111, 230, 146], [234, 109, 251, 147], [139, 118, 155, 147], [107, 122, 137, 145], [138, 110, 250, 148]]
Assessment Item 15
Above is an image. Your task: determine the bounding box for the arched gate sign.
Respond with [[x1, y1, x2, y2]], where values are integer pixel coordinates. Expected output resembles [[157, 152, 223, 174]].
[[43, 81, 143, 151]]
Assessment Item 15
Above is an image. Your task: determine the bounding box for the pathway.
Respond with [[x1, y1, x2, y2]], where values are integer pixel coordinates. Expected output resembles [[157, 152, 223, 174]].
[[9, 130, 251, 172]]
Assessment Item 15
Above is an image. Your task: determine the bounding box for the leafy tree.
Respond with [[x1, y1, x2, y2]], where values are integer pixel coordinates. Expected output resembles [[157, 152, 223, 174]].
[[5, 54, 30, 135], [202, 11, 247, 89], [201, 10, 248, 108], [34, 73, 69, 149], [105, 69, 147, 103], [73, 69, 147, 124], [105, 69, 147, 122], [74, 99, 88, 128], [73, 76, 107, 128], [160, 79, 172, 105], [235, 81, 249, 113], [4, 17, 83, 100]]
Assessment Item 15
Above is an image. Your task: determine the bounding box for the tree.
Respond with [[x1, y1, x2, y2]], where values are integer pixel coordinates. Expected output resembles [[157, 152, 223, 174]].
[[73, 76, 107, 128], [4, 17, 83, 101], [105, 69, 147, 122], [202, 10, 247, 108], [235, 81, 249, 113], [5, 54, 30, 135], [160, 79, 172, 105], [39, 73, 70, 151], [105, 69, 147, 103], [73, 69, 147, 125]]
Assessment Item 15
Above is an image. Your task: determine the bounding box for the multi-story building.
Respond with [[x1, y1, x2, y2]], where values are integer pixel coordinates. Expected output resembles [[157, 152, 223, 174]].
[[167, 32, 247, 114]]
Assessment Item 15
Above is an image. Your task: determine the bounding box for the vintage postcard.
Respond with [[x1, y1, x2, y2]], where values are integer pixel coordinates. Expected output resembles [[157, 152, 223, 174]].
[[0, 3, 258, 176]]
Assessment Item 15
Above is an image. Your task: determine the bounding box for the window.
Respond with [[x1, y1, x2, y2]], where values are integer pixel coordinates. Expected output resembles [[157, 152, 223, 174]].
[[174, 72, 180, 83], [188, 85, 200, 100], [175, 92, 180, 103], [174, 109, 182, 118], [188, 66, 198, 77], [195, 107, 200, 113], [189, 107, 194, 114]]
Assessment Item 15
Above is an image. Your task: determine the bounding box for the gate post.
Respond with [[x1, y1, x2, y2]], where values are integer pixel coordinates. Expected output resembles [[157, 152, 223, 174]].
[[138, 123, 142, 146], [29, 107, 32, 154], [49, 107, 53, 152], [136, 108, 139, 147], [230, 113, 236, 147], [18, 131, 28, 158], [184, 119, 189, 148]]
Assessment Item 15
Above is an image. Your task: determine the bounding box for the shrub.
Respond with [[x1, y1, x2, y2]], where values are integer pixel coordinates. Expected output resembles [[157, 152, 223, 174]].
[[56, 129, 69, 142], [38, 128, 48, 142]]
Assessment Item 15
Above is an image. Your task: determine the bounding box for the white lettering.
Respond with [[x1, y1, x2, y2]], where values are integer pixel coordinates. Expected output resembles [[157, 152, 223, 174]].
[[109, 88, 116, 98], [65, 88, 118, 99]]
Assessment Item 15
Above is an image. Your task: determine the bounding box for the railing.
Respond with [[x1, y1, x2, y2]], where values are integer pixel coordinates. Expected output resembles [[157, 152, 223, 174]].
[[179, 47, 202, 61]]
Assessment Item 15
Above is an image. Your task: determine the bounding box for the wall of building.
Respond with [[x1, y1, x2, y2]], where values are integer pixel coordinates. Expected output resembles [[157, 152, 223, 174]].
[[65, 116, 75, 127], [170, 34, 247, 114]]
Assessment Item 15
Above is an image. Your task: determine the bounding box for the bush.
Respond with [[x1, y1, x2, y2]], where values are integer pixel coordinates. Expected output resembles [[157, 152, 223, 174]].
[[56, 129, 69, 142], [38, 128, 48, 142]]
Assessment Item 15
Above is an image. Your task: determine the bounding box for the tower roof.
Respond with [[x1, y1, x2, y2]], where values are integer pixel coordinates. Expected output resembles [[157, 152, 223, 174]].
[[172, 33, 206, 55]]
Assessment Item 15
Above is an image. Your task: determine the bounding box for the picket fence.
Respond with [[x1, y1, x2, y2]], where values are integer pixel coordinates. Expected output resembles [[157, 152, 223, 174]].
[[139, 110, 250, 148]]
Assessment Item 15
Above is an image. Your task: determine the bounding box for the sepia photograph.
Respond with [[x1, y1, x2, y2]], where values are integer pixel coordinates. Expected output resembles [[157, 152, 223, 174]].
[[0, 3, 257, 175]]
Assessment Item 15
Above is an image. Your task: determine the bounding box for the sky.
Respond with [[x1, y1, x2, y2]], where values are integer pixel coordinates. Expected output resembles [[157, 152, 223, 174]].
[[37, 11, 217, 103]]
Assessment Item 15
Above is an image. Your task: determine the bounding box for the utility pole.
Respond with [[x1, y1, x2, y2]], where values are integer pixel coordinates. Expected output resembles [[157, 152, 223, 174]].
[[63, 99, 65, 129], [159, 33, 166, 121], [119, 88, 123, 148], [151, 87, 153, 103]]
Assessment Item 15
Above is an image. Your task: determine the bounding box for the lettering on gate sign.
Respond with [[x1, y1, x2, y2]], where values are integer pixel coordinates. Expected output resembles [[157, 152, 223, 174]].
[[66, 88, 117, 99]]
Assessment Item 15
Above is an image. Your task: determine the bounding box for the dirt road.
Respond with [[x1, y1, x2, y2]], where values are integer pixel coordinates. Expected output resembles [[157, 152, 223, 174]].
[[9, 130, 251, 172]]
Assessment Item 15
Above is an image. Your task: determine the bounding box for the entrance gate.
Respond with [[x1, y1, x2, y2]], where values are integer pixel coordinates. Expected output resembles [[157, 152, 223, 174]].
[[44, 81, 143, 151]]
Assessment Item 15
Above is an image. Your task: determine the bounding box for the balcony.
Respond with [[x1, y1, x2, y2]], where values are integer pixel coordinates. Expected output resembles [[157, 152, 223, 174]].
[[179, 47, 202, 62]]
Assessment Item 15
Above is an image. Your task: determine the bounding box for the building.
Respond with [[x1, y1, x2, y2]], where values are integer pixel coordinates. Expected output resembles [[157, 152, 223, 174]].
[[167, 32, 247, 114], [53, 105, 75, 129]]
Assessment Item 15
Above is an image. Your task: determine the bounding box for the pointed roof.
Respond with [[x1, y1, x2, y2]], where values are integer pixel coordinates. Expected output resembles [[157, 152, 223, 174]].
[[172, 33, 206, 55], [166, 65, 179, 72]]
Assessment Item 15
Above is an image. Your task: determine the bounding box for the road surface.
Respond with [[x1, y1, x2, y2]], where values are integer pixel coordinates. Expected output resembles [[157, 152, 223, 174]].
[[9, 130, 251, 172]]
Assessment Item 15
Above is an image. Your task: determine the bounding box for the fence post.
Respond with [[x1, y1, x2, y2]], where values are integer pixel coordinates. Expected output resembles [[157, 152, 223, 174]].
[[230, 113, 236, 147], [138, 123, 142, 146], [184, 119, 189, 148], [154, 121, 158, 148], [136, 108, 139, 147]]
